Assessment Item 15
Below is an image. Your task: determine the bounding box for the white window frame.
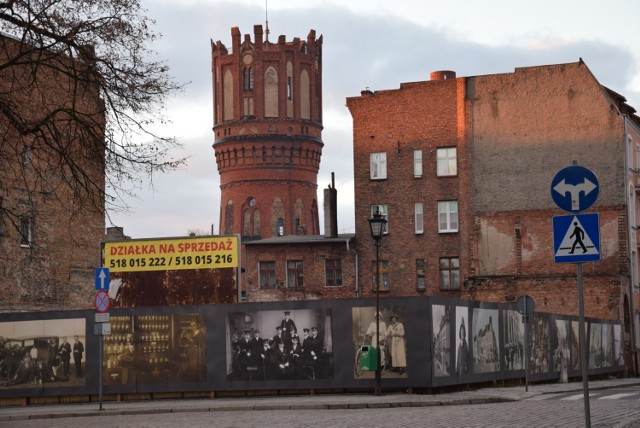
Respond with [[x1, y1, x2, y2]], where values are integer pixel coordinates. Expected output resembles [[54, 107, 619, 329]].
[[438, 200, 458, 233], [413, 149, 423, 177], [370, 152, 387, 180], [414, 203, 424, 234], [437, 147, 457, 176], [370, 204, 389, 234], [19, 215, 32, 247]]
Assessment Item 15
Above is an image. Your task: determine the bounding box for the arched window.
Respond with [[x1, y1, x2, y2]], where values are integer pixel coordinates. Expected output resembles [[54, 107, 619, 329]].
[[224, 200, 234, 235], [223, 69, 234, 121], [300, 69, 310, 119], [243, 67, 253, 91], [294, 199, 305, 235], [264, 66, 278, 117], [242, 197, 260, 240]]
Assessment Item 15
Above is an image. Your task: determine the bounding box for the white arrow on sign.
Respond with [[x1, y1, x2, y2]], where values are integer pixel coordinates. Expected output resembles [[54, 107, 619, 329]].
[[553, 178, 597, 211], [98, 269, 107, 290]]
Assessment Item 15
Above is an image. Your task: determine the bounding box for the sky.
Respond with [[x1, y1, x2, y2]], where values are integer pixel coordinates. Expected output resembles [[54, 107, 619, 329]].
[[108, 0, 640, 239]]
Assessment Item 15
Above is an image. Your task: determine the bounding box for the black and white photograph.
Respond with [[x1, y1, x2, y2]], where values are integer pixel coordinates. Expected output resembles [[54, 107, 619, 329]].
[[0, 318, 85, 389], [571, 321, 581, 371], [601, 323, 613, 368], [432, 304, 450, 377], [104, 313, 205, 386], [471, 308, 499, 374], [614, 324, 624, 366], [529, 316, 550, 374], [553, 319, 571, 373], [352, 306, 407, 379], [588, 322, 604, 369], [454, 306, 469, 376], [503, 310, 524, 371], [226, 309, 333, 381]]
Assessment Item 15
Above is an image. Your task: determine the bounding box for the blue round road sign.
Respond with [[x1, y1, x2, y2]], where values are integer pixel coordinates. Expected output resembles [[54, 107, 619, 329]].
[[95, 290, 110, 313], [551, 165, 599, 213]]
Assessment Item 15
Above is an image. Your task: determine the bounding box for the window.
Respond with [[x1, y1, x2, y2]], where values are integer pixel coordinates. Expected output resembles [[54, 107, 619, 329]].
[[287, 76, 293, 100], [371, 260, 389, 291], [242, 199, 261, 240], [415, 203, 424, 234], [21, 146, 32, 167], [439, 257, 460, 290], [437, 147, 457, 176], [370, 204, 389, 234], [416, 259, 426, 291], [370, 152, 387, 179], [19, 216, 32, 247], [243, 67, 253, 91], [259, 261, 276, 289], [325, 259, 343, 286], [287, 260, 304, 288], [438, 201, 458, 233], [414, 150, 422, 177]]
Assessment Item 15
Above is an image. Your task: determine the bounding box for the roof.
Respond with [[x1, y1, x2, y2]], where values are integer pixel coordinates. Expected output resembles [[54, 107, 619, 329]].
[[244, 234, 356, 246]]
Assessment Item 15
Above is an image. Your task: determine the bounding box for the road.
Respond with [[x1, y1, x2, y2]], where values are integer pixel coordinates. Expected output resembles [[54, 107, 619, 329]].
[[5, 385, 640, 428]]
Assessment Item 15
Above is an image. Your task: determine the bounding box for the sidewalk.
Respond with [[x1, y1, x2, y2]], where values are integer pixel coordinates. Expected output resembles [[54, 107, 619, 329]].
[[1, 377, 639, 422]]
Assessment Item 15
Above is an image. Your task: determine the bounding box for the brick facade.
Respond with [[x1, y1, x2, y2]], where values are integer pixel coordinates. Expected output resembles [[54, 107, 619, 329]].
[[0, 35, 105, 311], [347, 62, 639, 325], [211, 26, 323, 240], [244, 235, 357, 302]]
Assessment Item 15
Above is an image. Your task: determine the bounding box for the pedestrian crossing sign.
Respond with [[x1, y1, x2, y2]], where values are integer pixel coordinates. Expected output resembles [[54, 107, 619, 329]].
[[552, 213, 601, 263]]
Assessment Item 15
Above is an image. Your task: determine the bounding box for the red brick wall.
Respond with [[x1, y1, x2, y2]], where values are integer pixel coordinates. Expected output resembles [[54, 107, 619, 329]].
[[347, 63, 632, 323], [244, 240, 357, 301], [347, 75, 469, 298], [0, 35, 105, 311], [212, 26, 323, 238]]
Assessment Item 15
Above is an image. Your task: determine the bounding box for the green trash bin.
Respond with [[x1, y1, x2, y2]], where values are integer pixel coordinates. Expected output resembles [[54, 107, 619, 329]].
[[360, 345, 378, 371]]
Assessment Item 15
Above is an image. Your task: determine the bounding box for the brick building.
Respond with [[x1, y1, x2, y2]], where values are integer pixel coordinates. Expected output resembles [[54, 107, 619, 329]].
[[0, 35, 105, 311], [243, 176, 357, 301], [347, 62, 640, 371], [211, 25, 323, 240], [212, 26, 358, 301]]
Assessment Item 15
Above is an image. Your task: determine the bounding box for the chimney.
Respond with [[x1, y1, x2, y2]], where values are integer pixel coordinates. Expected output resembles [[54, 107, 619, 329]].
[[430, 70, 456, 81], [324, 173, 338, 238]]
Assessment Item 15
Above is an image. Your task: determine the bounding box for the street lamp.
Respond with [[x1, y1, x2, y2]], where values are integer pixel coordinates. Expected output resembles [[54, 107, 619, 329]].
[[368, 209, 387, 396]]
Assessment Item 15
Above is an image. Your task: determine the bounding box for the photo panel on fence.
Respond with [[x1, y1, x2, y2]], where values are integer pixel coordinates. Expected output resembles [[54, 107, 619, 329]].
[[225, 307, 333, 382], [104, 312, 206, 387], [351, 305, 408, 380], [0, 318, 86, 390]]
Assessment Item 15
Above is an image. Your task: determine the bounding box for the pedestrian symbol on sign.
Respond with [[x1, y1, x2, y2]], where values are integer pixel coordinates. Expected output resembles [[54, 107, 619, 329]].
[[552, 213, 601, 263], [568, 221, 587, 254]]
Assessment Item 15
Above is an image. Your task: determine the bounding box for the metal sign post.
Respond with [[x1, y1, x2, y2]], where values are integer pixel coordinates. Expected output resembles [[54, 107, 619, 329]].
[[524, 308, 529, 393], [98, 333, 103, 411], [516, 295, 535, 392], [576, 263, 591, 428], [94, 268, 111, 412]]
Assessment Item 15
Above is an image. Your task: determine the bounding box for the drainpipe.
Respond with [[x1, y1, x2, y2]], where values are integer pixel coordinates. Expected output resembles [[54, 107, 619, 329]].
[[355, 249, 359, 298], [623, 117, 639, 375]]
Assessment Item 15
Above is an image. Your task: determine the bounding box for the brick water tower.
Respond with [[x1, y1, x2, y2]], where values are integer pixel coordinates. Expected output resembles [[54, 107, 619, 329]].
[[211, 25, 323, 241]]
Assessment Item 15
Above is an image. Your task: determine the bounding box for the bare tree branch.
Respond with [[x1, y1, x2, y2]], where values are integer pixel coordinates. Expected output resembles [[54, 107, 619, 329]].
[[0, 0, 185, 236]]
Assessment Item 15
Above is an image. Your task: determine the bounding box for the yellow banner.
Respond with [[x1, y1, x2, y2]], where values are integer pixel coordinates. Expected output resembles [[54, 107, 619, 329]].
[[103, 235, 238, 272]]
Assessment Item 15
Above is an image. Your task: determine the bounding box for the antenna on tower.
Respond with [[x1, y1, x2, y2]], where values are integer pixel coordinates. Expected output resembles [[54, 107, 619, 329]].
[[265, 0, 270, 42]]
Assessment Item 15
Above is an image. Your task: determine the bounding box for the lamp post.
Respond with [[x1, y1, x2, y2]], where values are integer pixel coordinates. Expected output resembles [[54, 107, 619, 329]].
[[368, 209, 387, 396]]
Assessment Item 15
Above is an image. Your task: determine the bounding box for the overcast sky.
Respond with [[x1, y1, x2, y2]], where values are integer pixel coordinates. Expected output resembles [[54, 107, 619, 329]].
[[108, 0, 640, 239]]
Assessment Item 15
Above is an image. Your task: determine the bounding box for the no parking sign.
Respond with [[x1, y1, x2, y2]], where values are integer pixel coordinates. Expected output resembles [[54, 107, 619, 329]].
[[94, 290, 109, 313]]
